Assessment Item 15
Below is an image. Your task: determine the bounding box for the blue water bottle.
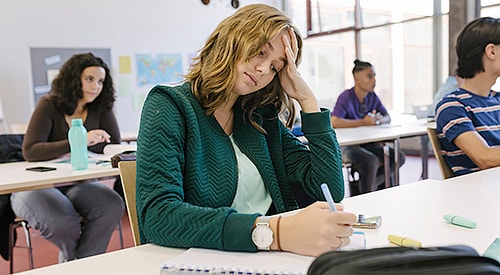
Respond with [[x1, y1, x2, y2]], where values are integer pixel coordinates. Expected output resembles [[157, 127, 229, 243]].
[[68, 118, 88, 170]]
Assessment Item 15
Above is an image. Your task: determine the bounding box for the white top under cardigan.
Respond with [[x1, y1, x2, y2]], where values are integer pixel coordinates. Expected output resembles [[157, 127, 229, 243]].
[[229, 135, 272, 215]]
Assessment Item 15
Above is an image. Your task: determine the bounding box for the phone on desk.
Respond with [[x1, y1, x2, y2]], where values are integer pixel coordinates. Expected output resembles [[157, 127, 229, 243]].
[[353, 215, 382, 229], [26, 166, 57, 172]]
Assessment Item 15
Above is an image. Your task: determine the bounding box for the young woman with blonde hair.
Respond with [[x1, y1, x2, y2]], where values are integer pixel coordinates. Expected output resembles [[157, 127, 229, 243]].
[[136, 4, 355, 257]]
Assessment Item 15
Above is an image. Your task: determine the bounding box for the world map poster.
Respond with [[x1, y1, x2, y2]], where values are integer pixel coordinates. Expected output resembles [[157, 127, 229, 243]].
[[136, 53, 183, 86]]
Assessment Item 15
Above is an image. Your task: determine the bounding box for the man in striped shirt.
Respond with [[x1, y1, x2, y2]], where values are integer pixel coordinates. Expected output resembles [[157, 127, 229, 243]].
[[435, 17, 500, 177]]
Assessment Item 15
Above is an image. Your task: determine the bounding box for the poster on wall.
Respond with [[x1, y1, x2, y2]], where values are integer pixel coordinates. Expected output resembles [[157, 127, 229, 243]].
[[135, 53, 183, 87], [30, 48, 111, 104]]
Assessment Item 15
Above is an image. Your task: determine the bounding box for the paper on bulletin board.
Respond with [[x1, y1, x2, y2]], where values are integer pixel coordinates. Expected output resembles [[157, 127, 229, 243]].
[[119, 56, 131, 74], [44, 55, 62, 66], [116, 77, 132, 97], [34, 85, 51, 94], [46, 69, 60, 85]]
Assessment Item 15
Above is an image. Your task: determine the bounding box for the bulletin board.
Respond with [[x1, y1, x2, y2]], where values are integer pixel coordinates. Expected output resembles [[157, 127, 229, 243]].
[[30, 48, 111, 104]]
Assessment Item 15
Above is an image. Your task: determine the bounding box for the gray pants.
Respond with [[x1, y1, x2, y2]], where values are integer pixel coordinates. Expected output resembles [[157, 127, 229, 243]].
[[10, 181, 124, 260]]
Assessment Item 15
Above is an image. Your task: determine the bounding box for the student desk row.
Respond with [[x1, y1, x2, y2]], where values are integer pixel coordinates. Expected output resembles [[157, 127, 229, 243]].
[[299, 120, 432, 186], [16, 166, 500, 275], [0, 161, 119, 195]]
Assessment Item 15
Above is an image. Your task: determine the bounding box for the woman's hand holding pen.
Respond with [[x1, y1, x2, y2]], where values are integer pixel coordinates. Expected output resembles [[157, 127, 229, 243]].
[[87, 129, 111, 146], [276, 201, 356, 257], [278, 27, 320, 113]]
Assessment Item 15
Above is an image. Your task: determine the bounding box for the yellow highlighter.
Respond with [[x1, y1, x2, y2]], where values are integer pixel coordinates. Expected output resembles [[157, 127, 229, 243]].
[[387, 234, 422, 248]]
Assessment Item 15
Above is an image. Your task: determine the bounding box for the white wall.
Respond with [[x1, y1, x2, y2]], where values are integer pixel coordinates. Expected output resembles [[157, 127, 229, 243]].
[[0, 0, 279, 133]]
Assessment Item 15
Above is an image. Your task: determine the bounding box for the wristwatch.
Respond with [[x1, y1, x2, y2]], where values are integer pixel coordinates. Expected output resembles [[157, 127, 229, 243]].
[[251, 216, 273, 250]]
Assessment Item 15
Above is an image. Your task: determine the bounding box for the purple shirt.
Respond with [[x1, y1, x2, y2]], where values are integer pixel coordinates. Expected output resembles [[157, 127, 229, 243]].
[[331, 87, 388, 119]]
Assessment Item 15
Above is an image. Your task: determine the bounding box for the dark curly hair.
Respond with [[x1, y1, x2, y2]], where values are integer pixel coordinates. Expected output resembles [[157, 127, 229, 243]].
[[49, 52, 115, 115]]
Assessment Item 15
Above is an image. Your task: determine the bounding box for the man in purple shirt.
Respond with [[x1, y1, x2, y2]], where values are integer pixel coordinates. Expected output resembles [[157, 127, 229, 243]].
[[331, 59, 405, 195]]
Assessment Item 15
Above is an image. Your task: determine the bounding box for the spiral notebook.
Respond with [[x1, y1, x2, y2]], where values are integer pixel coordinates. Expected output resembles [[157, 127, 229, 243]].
[[160, 232, 365, 275], [160, 248, 314, 275]]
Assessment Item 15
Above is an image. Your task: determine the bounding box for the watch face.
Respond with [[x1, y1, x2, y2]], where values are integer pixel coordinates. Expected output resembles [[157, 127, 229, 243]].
[[252, 225, 274, 249]]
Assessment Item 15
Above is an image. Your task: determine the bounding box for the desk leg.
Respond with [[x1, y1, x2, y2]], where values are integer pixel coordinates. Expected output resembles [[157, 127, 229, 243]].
[[383, 144, 390, 188], [420, 135, 429, 179], [394, 138, 400, 186]]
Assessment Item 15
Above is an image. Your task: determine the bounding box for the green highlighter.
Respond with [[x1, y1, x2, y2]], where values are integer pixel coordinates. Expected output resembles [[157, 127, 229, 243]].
[[443, 214, 477, 229]]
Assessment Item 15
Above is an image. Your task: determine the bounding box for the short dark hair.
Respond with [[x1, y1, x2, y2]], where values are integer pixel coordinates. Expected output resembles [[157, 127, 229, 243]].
[[455, 17, 500, 78], [50, 52, 115, 115], [352, 59, 373, 75]]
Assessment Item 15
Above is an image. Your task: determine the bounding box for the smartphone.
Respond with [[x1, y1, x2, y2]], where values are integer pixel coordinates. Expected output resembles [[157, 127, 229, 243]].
[[353, 215, 382, 229], [26, 166, 57, 172]]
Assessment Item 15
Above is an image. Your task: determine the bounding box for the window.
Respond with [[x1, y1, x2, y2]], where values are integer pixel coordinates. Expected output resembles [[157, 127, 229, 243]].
[[299, 32, 355, 109], [360, 0, 433, 27], [288, 0, 450, 113]]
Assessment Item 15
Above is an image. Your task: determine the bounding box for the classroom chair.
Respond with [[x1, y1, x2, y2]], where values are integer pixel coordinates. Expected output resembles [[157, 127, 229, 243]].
[[118, 161, 140, 246], [8, 218, 34, 274], [0, 134, 35, 273], [342, 162, 360, 197], [427, 128, 453, 179]]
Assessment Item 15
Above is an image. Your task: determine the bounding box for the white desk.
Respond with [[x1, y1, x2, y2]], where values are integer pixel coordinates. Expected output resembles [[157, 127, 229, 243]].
[[334, 121, 430, 186], [0, 161, 119, 195], [343, 167, 500, 254], [16, 167, 499, 274], [334, 122, 429, 146], [16, 244, 184, 275]]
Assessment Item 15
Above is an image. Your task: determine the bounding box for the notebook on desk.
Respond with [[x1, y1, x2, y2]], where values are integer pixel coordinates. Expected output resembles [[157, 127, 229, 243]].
[[160, 248, 314, 275], [160, 232, 365, 275]]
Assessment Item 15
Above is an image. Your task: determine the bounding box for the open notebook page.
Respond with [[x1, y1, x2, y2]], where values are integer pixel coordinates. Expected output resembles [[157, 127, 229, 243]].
[[160, 248, 314, 275]]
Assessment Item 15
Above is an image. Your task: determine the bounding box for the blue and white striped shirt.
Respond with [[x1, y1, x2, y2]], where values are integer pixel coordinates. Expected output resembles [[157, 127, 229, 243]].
[[435, 88, 500, 176]]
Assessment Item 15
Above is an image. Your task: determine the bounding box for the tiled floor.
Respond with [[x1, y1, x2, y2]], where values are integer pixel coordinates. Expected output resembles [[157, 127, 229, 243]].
[[0, 154, 442, 275]]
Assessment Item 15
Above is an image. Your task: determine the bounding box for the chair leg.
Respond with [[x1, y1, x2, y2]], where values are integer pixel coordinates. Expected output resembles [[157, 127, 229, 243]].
[[20, 220, 34, 270], [9, 220, 34, 274], [9, 222, 15, 274], [343, 165, 350, 184], [346, 165, 361, 197], [117, 222, 124, 249]]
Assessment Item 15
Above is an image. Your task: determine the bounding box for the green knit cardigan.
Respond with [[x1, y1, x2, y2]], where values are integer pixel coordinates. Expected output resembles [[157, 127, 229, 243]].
[[136, 82, 344, 252]]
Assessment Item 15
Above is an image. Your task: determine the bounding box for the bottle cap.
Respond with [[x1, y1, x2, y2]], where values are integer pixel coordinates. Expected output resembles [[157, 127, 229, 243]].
[[443, 214, 477, 229], [71, 118, 83, 126]]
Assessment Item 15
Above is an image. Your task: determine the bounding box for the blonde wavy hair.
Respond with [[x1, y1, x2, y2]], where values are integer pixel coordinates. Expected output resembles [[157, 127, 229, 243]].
[[184, 4, 303, 132]]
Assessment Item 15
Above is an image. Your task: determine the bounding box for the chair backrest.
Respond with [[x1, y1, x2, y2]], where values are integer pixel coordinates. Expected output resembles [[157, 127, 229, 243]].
[[427, 128, 453, 179], [118, 161, 140, 246], [0, 134, 25, 163]]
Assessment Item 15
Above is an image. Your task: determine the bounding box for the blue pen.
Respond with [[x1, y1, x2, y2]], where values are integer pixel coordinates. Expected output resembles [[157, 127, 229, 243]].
[[320, 183, 337, 211]]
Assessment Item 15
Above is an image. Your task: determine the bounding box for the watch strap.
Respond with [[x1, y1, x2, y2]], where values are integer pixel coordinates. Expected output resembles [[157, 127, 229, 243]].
[[252, 216, 273, 250], [255, 216, 271, 226]]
